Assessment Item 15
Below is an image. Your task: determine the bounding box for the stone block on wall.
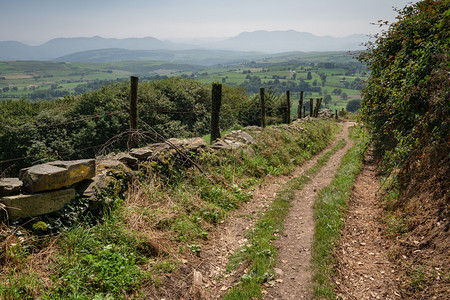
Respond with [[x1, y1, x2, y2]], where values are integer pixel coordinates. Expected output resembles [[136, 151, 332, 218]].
[[48, 159, 96, 183], [0, 188, 75, 219], [0, 178, 23, 196], [19, 159, 95, 193]]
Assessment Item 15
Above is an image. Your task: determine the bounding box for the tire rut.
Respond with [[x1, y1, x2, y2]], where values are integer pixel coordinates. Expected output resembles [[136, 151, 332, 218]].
[[334, 151, 402, 299]]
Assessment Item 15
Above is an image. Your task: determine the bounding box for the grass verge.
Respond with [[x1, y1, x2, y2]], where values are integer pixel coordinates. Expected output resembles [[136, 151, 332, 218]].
[[223, 138, 347, 299], [311, 125, 368, 298], [0, 119, 339, 299]]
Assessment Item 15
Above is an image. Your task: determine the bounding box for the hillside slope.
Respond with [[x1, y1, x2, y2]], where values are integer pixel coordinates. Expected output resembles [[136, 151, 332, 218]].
[[53, 48, 266, 65]]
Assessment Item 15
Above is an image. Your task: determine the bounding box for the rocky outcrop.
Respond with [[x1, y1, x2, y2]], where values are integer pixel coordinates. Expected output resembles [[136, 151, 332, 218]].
[[0, 137, 199, 219], [19, 164, 67, 194], [165, 137, 206, 150], [115, 153, 139, 169], [129, 147, 156, 161], [128, 137, 206, 164]]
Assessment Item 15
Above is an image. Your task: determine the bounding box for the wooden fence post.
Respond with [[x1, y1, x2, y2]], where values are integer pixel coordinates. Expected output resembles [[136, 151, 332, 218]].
[[335, 109, 338, 120], [314, 98, 322, 117], [128, 76, 139, 148], [286, 90, 291, 124], [303, 105, 306, 118], [260, 88, 266, 128], [210, 83, 222, 144], [298, 91, 304, 119], [310, 98, 314, 117], [314, 98, 318, 117], [319, 98, 323, 117]]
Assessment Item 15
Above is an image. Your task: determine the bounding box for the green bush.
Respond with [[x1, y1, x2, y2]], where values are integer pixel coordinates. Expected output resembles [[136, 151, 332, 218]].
[[0, 78, 292, 176], [346, 99, 361, 112], [359, 0, 449, 173]]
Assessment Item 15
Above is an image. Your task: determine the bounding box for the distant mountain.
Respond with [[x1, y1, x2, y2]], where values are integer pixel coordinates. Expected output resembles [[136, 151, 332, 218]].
[[38, 36, 190, 58], [209, 30, 367, 52], [0, 41, 47, 60], [0, 36, 192, 61], [54, 48, 267, 66], [0, 30, 368, 62]]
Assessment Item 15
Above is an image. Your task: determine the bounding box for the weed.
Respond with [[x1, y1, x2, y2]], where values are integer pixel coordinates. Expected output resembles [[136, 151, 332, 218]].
[[46, 207, 151, 298], [408, 266, 428, 290], [266, 165, 283, 176], [0, 270, 44, 299], [187, 244, 201, 256], [199, 208, 222, 225], [4, 241, 29, 265], [55, 244, 143, 296], [383, 213, 408, 238], [152, 259, 177, 273], [171, 216, 209, 242]]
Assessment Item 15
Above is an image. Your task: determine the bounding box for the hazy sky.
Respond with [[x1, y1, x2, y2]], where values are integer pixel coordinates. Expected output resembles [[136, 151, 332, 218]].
[[1, 0, 418, 45]]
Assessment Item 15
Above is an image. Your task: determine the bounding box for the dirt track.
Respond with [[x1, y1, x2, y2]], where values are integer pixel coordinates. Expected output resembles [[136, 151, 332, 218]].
[[189, 122, 354, 299], [165, 121, 400, 299], [334, 151, 401, 299], [263, 122, 354, 299]]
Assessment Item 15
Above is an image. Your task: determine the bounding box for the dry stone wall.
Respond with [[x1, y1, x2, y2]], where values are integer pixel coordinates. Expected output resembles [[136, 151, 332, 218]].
[[0, 120, 313, 221], [1, 137, 211, 220]]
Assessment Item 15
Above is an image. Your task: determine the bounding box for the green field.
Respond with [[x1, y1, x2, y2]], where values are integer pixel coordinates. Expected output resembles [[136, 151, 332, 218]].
[[0, 51, 366, 111], [0, 60, 201, 99], [189, 51, 366, 111]]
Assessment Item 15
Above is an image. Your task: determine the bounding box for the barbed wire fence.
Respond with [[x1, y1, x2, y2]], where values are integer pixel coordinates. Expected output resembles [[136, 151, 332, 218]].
[[0, 76, 321, 176]]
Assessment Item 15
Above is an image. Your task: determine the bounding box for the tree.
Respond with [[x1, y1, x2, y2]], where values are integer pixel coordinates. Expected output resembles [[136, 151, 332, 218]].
[[346, 99, 361, 112], [323, 95, 332, 106], [341, 92, 348, 100], [306, 72, 312, 80], [319, 73, 327, 86], [332, 88, 342, 95], [351, 78, 365, 90]]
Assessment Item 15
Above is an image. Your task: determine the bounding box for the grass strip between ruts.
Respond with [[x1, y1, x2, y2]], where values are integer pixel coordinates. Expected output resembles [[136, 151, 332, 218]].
[[311, 126, 368, 298]]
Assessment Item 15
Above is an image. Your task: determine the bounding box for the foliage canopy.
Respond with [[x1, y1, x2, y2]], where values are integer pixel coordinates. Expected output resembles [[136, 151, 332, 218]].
[[0, 78, 289, 175], [359, 0, 449, 171]]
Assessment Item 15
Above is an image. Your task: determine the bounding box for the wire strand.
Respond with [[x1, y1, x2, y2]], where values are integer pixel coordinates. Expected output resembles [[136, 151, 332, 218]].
[[0, 110, 128, 132]]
